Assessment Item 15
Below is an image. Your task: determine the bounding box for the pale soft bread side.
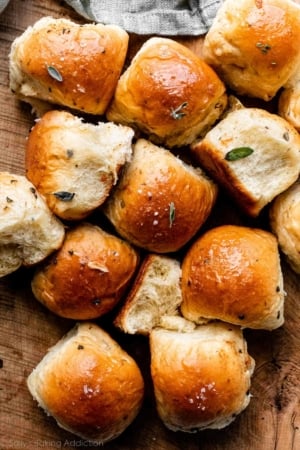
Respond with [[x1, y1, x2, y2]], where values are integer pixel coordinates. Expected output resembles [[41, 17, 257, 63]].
[[202, 0, 300, 101], [191, 107, 300, 217], [270, 180, 300, 274], [278, 75, 300, 131], [25, 110, 134, 220], [158, 315, 197, 332], [0, 172, 65, 277], [9, 16, 128, 115], [181, 225, 285, 330], [31, 222, 139, 320], [114, 254, 183, 335], [27, 322, 144, 444], [150, 322, 255, 432], [106, 36, 227, 148], [103, 139, 218, 253]]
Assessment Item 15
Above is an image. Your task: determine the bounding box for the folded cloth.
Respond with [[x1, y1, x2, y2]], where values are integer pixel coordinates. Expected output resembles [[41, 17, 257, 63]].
[[0, 0, 10, 13], [64, 0, 222, 35]]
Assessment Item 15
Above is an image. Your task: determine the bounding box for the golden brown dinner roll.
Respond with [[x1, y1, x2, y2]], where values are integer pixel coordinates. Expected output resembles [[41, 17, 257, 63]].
[[202, 0, 300, 101], [114, 253, 183, 335], [150, 322, 255, 432], [270, 180, 300, 274], [25, 110, 134, 220], [27, 322, 144, 444], [191, 107, 300, 217], [181, 224, 285, 330], [9, 16, 128, 115], [31, 222, 139, 320], [103, 139, 218, 253], [106, 36, 227, 148], [0, 172, 65, 278]]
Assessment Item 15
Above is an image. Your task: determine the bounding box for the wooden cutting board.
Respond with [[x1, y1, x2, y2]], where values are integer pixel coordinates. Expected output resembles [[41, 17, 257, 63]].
[[0, 1, 299, 449]]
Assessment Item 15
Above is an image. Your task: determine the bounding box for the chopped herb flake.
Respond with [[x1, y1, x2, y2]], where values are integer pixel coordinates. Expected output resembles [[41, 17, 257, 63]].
[[283, 132, 289, 141], [170, 102, 188, 120], [256, 42, 271, 54], [225, 147, 254, 161], [53, 191, 75, 201], [30, 187, 38, 198], [47, 65, 63, 82], [169, 201, 176, 227], [92, 298, 101, 305]]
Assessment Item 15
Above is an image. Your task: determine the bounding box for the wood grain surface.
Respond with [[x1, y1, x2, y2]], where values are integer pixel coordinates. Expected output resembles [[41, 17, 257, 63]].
[[0, 1, 299, 449]]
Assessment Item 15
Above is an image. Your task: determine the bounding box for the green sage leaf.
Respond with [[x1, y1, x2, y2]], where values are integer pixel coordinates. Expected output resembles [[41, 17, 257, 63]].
[[47, 65, 63, 82], [225, 147, 254, 161], [169, 201, 176, 227], [170, 102, 188, 120], [53, 191, 75, 201]]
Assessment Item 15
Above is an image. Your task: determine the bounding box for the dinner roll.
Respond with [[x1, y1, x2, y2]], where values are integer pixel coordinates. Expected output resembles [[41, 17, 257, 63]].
[[114, 254, 183, 335], [202, 0, 300, 101], [270, 180, 300, 274], [9, 16, 128, 115], [158, 315, 197, 332], [181, 225, 285, 330], [25, 110, 134, 220], [0, 172, 65, 278], [278, 75, 300, 131], [106, 37, 227, 148], [191, 107, 300, 217], [103, 139, 218, 253], [150, 322, 255, 432], [31, 222, 139, 320], [27, 322, 144, 444]]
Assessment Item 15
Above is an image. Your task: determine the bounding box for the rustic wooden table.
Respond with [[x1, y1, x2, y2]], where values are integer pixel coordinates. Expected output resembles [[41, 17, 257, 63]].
[[0, 1, 299, 449]]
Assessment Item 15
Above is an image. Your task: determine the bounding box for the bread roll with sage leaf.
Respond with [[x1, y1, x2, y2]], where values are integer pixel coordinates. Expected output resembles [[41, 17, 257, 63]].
[[106, 36, 227, 148], [31, 222, 139, 320], [202, 0, 300, 101], [191, 107, 300, 216], [103, 139, 218, 253], [9, 16, 129, 115], [25, 110, 134, 220]]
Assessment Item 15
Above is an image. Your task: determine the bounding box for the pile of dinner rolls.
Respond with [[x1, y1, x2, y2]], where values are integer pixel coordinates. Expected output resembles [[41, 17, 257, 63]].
[[3, 0, 300, 444]]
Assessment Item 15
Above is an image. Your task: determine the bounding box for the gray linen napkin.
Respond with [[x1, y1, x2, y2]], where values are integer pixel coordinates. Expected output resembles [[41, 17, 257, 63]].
[[64, 0, 222, 35], [0, 0, 10, 13]]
